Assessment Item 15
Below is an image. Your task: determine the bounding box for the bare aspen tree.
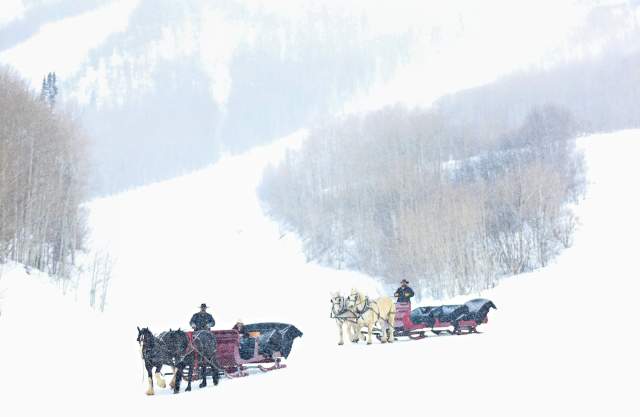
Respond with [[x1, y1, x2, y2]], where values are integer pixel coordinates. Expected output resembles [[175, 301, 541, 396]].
[[0, 67, 88, 280], [259, 103, 585, 297]]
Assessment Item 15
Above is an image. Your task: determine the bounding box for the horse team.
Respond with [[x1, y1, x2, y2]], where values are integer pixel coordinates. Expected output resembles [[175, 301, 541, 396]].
[[331, 289, 397, 345], [330, 288, 496, 344], [137, 327, 219, 395]]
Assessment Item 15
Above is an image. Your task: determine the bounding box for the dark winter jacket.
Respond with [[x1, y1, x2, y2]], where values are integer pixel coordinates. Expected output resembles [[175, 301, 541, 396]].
[[394, 286, 415, 303], [190, 311, 215, 331]]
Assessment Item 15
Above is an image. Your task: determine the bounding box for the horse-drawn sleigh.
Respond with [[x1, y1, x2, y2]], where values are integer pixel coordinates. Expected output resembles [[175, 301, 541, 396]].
[[331, 290, 496, 344], [391, 298, 497, 340], [137, 322, 303, 395]]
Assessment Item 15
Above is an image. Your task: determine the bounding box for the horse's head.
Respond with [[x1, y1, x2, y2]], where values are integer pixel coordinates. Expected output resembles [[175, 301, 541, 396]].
[[330, 292, 347, 316], [137, 327, 155, 351], [165, 328, 189, 355], [347, 289, 365, 312]]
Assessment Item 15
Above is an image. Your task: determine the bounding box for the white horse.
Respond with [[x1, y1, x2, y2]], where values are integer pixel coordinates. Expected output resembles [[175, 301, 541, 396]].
[[330, 292, 359, 345], [347, 289, 396, 344]]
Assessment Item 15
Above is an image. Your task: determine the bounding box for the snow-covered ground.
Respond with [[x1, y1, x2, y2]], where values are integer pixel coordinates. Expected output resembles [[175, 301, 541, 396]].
[[1, 130, 638, 416]]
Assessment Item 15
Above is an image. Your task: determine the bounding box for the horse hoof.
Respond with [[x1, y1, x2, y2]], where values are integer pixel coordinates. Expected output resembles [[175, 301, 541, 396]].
[[185, 386, 191, 392], [338, 341, 343, 345], [367, 341, 372, 345], [146, 390, 154, 396], [199, 383, 206, 389], [381, 340, 387, 344]]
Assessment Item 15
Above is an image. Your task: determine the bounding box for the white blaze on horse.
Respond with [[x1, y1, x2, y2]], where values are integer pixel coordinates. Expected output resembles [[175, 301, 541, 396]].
[[347, 289, 396, 344], [330, 292, 359, 345]]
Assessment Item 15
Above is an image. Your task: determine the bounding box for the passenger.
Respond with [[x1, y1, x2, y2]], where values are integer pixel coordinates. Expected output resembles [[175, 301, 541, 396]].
[[234, 319, 255, 360], [190, 303, 215, 331], [232, 319, 250, 337], [394, 279, 415, 303]]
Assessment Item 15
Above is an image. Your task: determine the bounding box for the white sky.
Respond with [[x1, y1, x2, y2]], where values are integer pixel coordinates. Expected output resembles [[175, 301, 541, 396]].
[[0, 0, 25, 28]]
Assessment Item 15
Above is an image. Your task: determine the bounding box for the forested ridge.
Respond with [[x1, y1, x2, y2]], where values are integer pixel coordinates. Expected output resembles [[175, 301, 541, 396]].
[[259, 104, 586, 297]]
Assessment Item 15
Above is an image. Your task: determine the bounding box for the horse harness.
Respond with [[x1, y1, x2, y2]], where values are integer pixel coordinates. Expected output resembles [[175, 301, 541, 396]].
[[185, 331, 224, 374], [348, 294, 394, 328], [330, 296, 359, 324]]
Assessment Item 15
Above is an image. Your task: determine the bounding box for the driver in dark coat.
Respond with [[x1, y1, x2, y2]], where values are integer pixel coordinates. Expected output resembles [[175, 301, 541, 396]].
[[394, 279, 415, 303], [190, 303, 215, 331]]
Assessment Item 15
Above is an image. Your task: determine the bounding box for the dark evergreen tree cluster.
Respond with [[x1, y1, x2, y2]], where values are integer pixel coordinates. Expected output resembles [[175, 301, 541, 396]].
[[40, 72, 58, 107]]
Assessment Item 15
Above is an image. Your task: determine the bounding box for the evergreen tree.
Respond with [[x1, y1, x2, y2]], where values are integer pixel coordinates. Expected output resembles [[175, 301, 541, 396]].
[[40, 72, 58, 107], [40, 76, 48, 102]]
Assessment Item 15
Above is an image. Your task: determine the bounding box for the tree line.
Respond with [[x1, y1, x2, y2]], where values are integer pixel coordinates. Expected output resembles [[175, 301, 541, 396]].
[[259, 104, 586, 298], [0, 67, 88, 279]]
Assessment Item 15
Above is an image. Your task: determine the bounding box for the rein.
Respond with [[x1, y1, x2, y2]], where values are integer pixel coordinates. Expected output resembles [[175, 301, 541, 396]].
[[348, 294, 394, 327], [189, 331, 224, 374]]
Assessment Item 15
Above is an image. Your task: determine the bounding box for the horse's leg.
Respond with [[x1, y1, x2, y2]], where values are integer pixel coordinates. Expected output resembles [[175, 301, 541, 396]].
[[154, 364, 166, 389], [380, 320, 388, 343], [347, 322, 355, 343], [388, 312, 396, 343], [185, 364, 193, 392], [145, 363, 154, 395], [199, 364, 207, 388], [169, 366, 176, 389], [367, 322, 373, 345], [354, 322, 362, 343], [174, 365, 183, 394], [212, 363, 220, 386], [356, 323, 367, 342], [337, 321, 344, 345]]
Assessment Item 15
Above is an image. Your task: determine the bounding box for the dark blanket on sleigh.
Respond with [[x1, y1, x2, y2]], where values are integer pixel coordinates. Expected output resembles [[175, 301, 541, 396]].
[[410, 304, 469, 326], [409, 299, 496, 326], [238, 323, 303, 360], [462, 298, 497, 322]]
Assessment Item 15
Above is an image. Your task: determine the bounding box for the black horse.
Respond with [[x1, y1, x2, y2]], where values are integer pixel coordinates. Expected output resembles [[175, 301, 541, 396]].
[[137, 327, 172, 395], [174, 329, 220, 393]]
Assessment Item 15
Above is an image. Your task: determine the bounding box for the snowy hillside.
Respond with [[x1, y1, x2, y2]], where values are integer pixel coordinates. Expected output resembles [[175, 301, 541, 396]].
[[1, 129, 638, 416], [3, 1, 638, 195]]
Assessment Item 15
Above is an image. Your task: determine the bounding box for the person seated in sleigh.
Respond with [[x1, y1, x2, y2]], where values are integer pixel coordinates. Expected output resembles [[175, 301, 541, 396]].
[[233, 319, 256, 360], [232, 319, 250, 337]]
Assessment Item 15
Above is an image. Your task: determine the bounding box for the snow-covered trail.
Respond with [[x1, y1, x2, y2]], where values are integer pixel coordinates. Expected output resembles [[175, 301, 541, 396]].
[[1, 130, 638, 416]]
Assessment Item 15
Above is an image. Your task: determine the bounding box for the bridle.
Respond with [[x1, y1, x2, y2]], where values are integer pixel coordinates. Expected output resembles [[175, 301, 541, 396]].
[[347, 292, 370, 316], [330, 295, 348, 318], [138, 329, 157, 360], [330, 295, 360, 324]]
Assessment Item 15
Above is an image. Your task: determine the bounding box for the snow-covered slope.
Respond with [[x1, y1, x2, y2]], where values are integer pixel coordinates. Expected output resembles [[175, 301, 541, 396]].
[[4, 1, 638, 197], [1, 130, 638, 416]]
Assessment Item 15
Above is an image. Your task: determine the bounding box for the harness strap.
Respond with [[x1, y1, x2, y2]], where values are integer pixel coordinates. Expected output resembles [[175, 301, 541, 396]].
[[188, 332, 224, 374]]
